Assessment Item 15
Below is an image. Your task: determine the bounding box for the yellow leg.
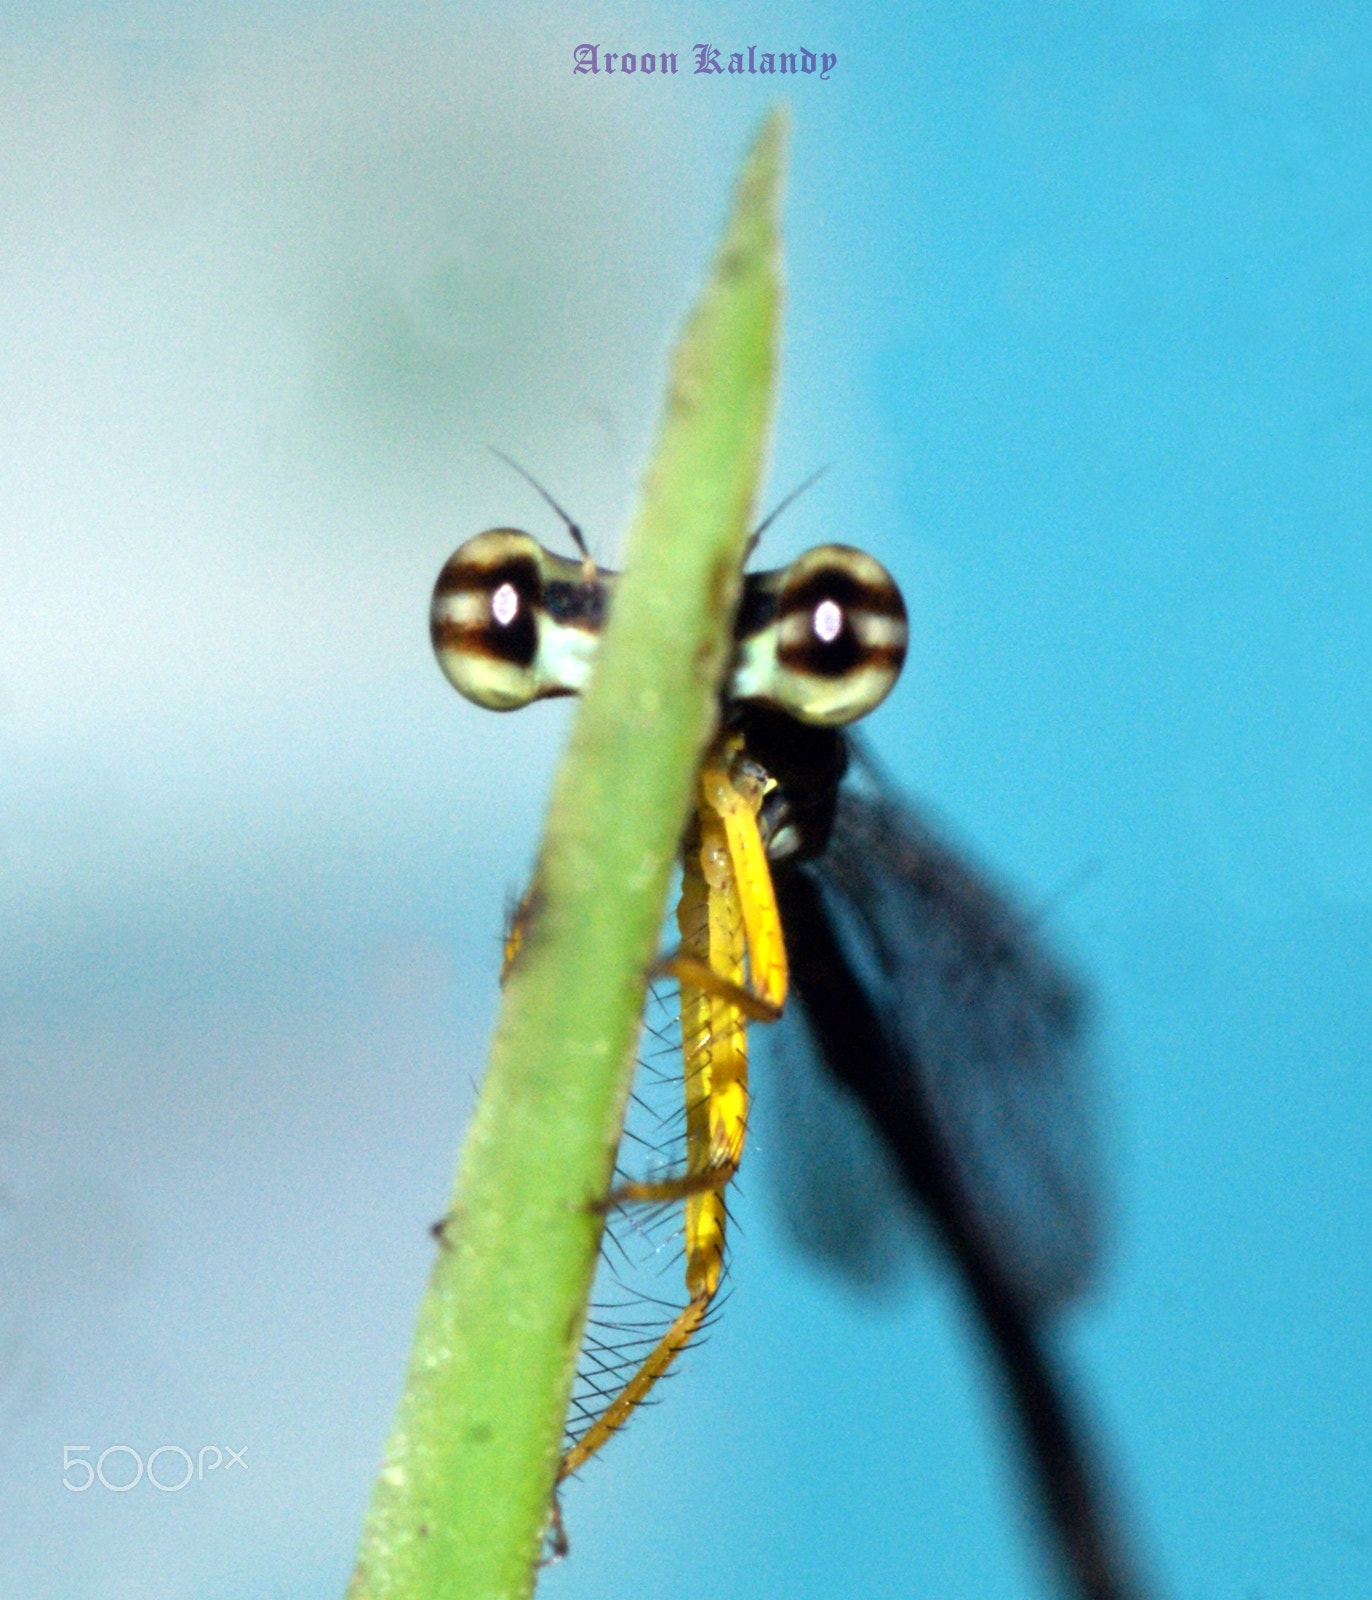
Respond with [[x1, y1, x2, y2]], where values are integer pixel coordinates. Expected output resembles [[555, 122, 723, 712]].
[[557, 1293, 713, 1480], [558, 738, 790, 1479], [700, 752, 789, 1013], [680, 789, 748, 1301]]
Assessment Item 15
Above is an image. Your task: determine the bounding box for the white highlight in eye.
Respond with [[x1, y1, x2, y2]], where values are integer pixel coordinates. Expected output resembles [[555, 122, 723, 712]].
[[491, 582, 520, 627], [812, 598, 843, 643]]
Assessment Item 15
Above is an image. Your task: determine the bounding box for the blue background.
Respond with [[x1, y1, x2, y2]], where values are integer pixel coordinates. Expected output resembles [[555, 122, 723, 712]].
[[1, 5, 1369, 1597]]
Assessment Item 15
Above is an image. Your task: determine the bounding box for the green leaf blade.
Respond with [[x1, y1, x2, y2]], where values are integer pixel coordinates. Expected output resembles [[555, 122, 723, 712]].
[[347, 107, 787, 1600]]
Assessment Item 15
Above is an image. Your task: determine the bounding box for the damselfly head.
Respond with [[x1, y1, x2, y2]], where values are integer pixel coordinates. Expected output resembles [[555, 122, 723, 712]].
[[431, 533, 906, 727], [430, 528, 609, 710]]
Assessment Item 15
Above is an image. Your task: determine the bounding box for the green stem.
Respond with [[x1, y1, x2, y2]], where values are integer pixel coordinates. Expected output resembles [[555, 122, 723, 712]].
[[346, 109, 786, 1600]]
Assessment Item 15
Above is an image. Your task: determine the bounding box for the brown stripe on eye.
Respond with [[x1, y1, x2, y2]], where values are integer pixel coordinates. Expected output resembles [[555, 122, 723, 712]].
[[772, 573, 907, 679], [433, 551, 544, 602], [774, 566, 906, 622], [486, 599, 538, 666], [432, 561, 486, 600], [435, 549, 543, 667], [429, 613, 541, 667], [780, 642, 907, 674], [429, 614, 465, 652], [777, 619, 863, 678]]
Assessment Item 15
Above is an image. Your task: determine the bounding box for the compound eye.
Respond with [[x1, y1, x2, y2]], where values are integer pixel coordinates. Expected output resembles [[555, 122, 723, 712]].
[[731, 544, 908, 726], [430, 529, 545, 709]]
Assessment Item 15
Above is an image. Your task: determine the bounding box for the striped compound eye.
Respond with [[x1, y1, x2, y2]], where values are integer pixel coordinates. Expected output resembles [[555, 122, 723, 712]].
[[730, 544, 908, 726], [430, 529, 608, 710]]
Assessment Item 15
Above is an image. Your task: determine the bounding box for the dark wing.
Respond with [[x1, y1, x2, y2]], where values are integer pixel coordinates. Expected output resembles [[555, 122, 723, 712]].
[[773, 787, 1103, 1314], [756, 985, 926, 1292], [771, 785, 1148, 1600]]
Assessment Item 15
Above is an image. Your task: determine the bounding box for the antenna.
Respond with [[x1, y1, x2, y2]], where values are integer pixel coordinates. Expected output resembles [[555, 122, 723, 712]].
[[746, 464, 830, 560], [489, 447, 596, 579]]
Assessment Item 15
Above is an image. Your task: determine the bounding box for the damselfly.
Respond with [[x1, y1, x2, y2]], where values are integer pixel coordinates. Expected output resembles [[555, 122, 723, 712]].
[[430, 465, 1145, 1600]]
